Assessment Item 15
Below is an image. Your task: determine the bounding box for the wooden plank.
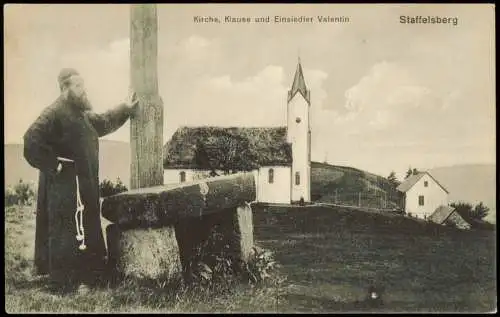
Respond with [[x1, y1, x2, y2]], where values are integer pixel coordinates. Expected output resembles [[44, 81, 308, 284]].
[[101, 172, 256, 227], [130, 4, 164, 190]]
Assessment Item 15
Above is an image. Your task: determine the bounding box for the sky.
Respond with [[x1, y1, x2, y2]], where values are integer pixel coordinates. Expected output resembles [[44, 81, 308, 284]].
[[4, 4, 496, 180]]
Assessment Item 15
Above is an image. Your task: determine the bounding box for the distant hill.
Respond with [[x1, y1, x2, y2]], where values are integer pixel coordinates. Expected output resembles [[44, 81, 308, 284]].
[[428, 164, 496, 224], [4, 144, 39, 187], [4, 140, 130, 188]]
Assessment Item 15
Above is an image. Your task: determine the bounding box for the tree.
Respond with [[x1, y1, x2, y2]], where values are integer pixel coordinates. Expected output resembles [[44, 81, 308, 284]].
[[472, 202, 489, 221], [450, 201, 489, 223], [404, 166, 420, 179], [100, 178, 128, 198], [193, 140, 217, 175], [405, 167, 413, 179], [387, 171, 400, 188], [195, 131, 259, 175]]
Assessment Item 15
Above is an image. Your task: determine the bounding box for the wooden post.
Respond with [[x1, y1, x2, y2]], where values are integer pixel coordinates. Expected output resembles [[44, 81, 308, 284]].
[[358, 192, 361, 207], [130, 4, 164, 189]]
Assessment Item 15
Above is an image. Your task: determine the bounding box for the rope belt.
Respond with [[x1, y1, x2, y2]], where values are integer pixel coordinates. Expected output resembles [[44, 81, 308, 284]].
[[74, 175, 87, 251]]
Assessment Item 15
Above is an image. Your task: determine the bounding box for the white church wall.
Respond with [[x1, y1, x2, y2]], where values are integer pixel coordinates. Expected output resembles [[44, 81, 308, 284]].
[[163, 169, 224, 185], [165, 167, 290, 204], [257, 166, 291, 204]]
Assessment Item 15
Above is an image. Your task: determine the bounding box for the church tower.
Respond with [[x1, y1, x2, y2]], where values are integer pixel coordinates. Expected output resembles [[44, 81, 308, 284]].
[[287, 58, 311, 202]]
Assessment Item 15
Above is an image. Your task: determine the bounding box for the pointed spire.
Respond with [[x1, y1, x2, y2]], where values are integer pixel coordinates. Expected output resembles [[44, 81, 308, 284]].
[[289, 57, 309, 103]]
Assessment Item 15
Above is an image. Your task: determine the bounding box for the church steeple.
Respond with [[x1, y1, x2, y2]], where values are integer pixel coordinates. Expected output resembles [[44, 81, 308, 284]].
[[288, 57, 310, 104]]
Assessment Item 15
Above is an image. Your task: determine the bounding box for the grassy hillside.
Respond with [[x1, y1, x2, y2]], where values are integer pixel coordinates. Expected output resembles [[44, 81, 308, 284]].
[[252, 204, 496, 312], [311, 161, 402, 209]]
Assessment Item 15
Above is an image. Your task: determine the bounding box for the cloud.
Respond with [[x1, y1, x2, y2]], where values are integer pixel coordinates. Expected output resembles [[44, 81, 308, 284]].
[[186, 65, 288, 127], [179, 35, 213, 62], [343, 61, 433, 115]]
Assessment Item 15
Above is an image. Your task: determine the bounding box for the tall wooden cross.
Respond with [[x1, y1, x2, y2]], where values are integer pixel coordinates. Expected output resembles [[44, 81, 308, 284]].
[[130, 4, 164, 189]]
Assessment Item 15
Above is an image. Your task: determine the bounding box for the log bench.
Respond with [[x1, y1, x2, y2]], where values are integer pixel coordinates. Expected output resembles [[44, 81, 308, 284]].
[[101, 172, 256, 283]]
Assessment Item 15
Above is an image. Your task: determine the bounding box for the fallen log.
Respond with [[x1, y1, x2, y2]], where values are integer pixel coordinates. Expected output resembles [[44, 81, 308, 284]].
[[101, 172, 256, 228]]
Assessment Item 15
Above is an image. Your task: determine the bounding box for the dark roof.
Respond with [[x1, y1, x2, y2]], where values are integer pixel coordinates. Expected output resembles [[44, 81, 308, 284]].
[[429, 205, 471, 229], [288, 59, 310, 104], [396, 171, 449, 194], [163, 126, 292, 169], [429, 205, 456, 224]]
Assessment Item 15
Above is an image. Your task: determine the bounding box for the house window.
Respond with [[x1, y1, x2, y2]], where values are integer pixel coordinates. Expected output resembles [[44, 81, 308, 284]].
[[295, 172, 300, 185], [424, 181, 428, 187], [418, 195, 424, 206], [180, 171, 186, 183], [268, 168, 274, 184]]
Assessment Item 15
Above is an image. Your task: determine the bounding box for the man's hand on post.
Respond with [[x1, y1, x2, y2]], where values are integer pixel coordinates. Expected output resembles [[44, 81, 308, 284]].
[[126, 92, 139, 117]]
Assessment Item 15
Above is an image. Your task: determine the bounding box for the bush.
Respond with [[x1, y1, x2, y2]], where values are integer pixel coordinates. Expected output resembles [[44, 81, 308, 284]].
[[245, 246, 279, 284], [5, 179, 36, 207], [188, 225, 280, 293], [450, 201, 490, 223], [99, 178, 128, 198]]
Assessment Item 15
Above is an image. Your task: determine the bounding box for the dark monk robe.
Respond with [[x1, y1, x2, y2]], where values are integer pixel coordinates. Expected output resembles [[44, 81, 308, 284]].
[[23, 94, 133, 285]]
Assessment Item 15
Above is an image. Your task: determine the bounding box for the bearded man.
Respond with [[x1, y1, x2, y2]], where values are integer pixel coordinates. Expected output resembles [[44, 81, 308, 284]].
[[23, 68, 138, 293]]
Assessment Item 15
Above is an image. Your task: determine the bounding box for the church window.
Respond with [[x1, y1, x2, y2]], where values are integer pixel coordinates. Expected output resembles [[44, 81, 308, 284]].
[[295, 172, 300, 185], [180, 171, 186, 183], [268, 168, 274, 184]]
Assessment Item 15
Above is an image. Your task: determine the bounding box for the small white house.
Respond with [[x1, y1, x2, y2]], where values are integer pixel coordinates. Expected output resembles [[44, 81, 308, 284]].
[[396, 171, 449, 219], [163, 59, 312, 204]]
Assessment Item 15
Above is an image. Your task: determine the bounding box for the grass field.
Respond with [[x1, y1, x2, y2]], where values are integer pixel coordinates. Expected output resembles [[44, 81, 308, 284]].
[[5, 204, 496, 313], [251, 204, 496, 313]]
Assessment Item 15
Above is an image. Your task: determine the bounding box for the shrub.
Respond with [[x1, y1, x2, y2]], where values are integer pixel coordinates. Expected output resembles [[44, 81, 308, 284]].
[[451, 201, 490, 223], [5, 187, 18, 207], [245, 246, 280, 284], [100, 178, 128, 198], [188, 225, 238, 292], [5, 179, 36, 207], [188, 225, 280, 293]]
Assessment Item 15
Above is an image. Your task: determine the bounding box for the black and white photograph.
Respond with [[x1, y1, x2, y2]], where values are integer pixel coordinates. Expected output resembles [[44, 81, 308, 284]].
[[4, 3, 496, 313]]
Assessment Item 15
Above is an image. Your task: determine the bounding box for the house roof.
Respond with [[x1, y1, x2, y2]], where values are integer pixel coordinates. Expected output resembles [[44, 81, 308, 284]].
[[163, 126, 292, 170], [429, 205, 456, 224], [396, 171, 449, 194]]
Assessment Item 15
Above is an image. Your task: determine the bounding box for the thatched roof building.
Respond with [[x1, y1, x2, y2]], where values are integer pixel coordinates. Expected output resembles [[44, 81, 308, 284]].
[[163, 126, 292, 170]]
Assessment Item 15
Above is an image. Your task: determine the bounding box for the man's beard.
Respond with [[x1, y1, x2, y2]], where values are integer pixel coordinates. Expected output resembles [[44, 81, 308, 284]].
[[67, 90, 92, 111]]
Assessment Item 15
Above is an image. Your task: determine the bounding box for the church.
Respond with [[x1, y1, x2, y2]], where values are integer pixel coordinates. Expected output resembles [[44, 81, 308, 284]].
[[163, 59, 312, 204]]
